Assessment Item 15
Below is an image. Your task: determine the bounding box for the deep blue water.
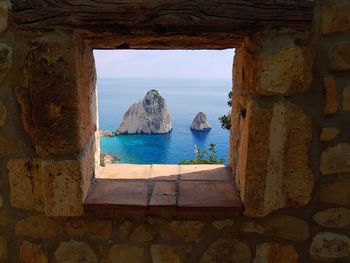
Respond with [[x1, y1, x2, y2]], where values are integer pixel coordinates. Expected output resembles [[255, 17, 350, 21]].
[[98, 78, 231, 164]]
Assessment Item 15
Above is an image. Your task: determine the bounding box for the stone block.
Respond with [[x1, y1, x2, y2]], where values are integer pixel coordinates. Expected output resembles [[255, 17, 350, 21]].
[[119, 221, 134, 241], [343, 86, 350, 111], [324, 76, 338, 114], [19, 241, 48, 263], [158, 220, 204, 243], [212, 219, 234, 230], [320, 177, 350, 206], [15, 216, 64, 239], [0, 237, 6, 262], [321, 2, 350, 34], [254, 243, 298, 263], [320, 127, 340, 141], [256, 35, 313, 95], [0, 99, 6, 127], [41, 160, 85, 216], [7, 159, 44, 212], [233, 100, 314, 217], [151, 245, 183, 263], [329, 42, 350, 71], [101, 245, 144, 263], [0, 2, 8, 33], [313, 207, 350, 229], [310, 232, 350, 261], [16, 32, 96, 157], [0, 135, 18, 156], [320, 143, 350, 175], [0, 43, 12, 84], [129, 224, 154, 242], [241, 215, 309, 241], [55, 240, 97, 263], [200, 239, 251, 263], [67, 219, 112, 240]]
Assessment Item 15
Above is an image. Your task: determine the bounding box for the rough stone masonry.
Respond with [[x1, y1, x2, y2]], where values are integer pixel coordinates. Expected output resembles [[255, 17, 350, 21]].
[[0, 0, 349, 262]]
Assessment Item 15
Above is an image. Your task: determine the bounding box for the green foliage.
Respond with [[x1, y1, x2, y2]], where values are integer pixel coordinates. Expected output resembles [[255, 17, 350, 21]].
[[180, 143, 224, 165], [219, 91, 232, 130]]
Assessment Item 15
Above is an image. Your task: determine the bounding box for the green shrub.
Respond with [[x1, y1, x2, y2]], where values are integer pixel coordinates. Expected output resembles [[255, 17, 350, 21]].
[[180, 144, 224, 164]]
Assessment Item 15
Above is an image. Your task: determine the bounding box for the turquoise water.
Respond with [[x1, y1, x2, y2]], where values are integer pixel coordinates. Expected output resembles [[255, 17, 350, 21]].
[[98, 78, 231, 164]]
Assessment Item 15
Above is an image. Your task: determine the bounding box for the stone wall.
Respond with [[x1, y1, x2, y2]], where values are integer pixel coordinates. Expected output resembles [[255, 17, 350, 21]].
[[0, 0, 350, 262]]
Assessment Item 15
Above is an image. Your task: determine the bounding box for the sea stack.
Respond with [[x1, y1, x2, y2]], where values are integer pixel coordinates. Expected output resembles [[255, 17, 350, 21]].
[[190, 112, 211, 131], [117, 89, 172, 134]]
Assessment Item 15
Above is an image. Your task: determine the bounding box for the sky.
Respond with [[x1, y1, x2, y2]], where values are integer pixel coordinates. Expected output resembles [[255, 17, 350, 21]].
[[93, 49, 234, 79]]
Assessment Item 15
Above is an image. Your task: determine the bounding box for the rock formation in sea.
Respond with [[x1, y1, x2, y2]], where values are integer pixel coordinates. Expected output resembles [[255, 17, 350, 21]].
[[100, 153, 120, 167], [99, 130, 115, 137], [116, 89, 172, 134], [190, 112, 211, 131]]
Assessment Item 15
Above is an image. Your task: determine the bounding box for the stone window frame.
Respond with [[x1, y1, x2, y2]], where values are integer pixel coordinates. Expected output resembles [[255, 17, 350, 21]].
[[6, 1, 315, 217]]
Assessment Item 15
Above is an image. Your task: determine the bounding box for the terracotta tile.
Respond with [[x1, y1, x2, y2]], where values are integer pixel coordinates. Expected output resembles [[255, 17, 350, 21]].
[[149, 182, 177, 206], [180, 165, 231, 181], [97, 164, 151, 180], [149, 164, 179, 181], [84, 180, 148, 209], [178, 181, 242, 210]]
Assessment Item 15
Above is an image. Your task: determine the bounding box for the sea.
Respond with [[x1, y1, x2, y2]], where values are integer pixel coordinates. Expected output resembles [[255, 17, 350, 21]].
[[98, 78, 231, 165]]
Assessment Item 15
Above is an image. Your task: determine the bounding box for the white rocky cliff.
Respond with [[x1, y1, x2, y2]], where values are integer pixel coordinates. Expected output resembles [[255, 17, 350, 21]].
[[190, 112, 211, 131], [117, 90, 172, 134]]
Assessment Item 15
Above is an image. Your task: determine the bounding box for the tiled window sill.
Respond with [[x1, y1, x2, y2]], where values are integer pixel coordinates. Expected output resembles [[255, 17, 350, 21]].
[[84, 164, 242, 215]]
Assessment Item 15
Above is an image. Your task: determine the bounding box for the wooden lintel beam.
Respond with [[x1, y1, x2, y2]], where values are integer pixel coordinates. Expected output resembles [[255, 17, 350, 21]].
[[10, 0, 315, 49]]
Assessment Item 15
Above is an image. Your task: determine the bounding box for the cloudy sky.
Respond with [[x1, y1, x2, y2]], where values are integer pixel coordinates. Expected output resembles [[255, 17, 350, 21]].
[[93, 49, 234, 79]]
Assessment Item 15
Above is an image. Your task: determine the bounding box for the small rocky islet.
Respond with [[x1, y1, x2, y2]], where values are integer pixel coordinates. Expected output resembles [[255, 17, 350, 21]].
[[190, 112, 211, 132], [100, 89, 211, 137]]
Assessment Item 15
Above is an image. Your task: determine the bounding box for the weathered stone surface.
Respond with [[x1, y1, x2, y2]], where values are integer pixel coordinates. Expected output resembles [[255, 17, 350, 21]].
[[200, 239, 251, 263], [101, 245, 144, 263], [0, 213, 9, 227], [255, 34, 313, 95], [241, 215, 309, 241], [15, 216, 63, 239], [0, 135, 18, 156], [212, 219, 234, 230], [16, 32, 95, 157], [233, 100, 314, 217], [19, 241, 48, 263], [159, 220, 204, 243], [151, 245, 182, 263], [67, 219, 112, 240], [320, 2, 350, 34], [320, 143, 350, 175], [0, 99, 6, 127], [0, 2, 8, 33], [0, 196, 3, 208], [324, 76, 338, 114], [0, 43, 12, 83], [41, 160, 84, 216], [343, 86, 350, 111], [7, 159, 44, 212], [310, 232, 350, 261], [320, 177, 350, 206], [129, 224, 154, 242], [329, 42, 350, 71], [55, 240, 97, 263], [0, 237, 6, 262], [320, 127, 340, 142], [313, 207, 350, 229], [119, 221, 134, 241], [254, 243, 298, 263]]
